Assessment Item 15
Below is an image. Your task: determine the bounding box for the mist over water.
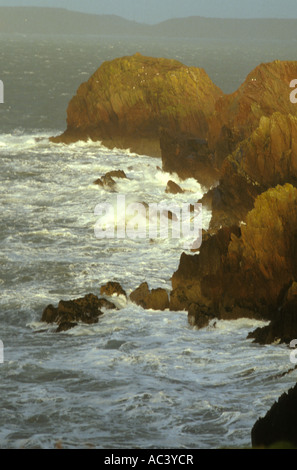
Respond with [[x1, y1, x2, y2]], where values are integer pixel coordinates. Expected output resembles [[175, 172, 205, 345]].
[[0, 33, 296, 449]]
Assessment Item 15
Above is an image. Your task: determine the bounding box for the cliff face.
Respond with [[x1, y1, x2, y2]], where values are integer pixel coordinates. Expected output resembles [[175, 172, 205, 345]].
[[207, 60, 297, 168], [172, 184, 297, 323], [161, 60, 297, 187], [50, 53, 222, 157], [202, 112, 297, 229]]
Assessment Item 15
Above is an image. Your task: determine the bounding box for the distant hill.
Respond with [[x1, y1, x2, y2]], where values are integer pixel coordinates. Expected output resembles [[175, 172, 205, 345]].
[[0, 7, 297, 40], [0, 7, 150, 36]]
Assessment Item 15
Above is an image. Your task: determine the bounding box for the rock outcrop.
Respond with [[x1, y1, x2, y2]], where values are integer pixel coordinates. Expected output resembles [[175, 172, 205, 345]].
[[130, 282, 169, 311], [202, 112, 297, 229], [50, 53, 222, 157], [161, 60, 297, 188], [165, 180, 184, 194], [173, 184, 297, 327], [41, 293, 116, 332], [207, 60, 297, 169], [100, 281, 127, 298], [251, 382, 297, 449], [160, 130, 220, 188]]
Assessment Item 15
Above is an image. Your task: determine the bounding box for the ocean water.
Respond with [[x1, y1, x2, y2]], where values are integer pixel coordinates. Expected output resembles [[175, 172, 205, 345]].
[[0, 34, 296, 449]]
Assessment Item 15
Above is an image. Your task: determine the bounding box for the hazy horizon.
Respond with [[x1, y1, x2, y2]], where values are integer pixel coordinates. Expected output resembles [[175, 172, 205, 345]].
[[0, 0, 297, 23]]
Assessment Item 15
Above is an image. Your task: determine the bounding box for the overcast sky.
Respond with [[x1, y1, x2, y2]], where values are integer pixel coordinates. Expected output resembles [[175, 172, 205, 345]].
[[0, 0, 297, 23]]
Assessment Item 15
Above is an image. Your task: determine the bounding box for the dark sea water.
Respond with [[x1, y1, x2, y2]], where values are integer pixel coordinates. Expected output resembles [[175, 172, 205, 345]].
[[0, 34, 296, 449]]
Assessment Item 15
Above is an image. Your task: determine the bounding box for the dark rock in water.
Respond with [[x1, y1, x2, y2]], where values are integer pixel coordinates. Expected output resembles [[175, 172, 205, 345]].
[[172, 184, 297, 327], [165, 180, 184, 194], [130, 282, 169, 311], [50, 53, 222, 157], [104, 170, 127, 179], [187, 303, 214, 329], [41, 293, 116, 332], [42, 304, 59, 323], [56, 321, 78, 333], [100, 281, 127, 298], [248, 282, 297, 345], [94, 174, 116, 190], [251, 382, 297, 448]]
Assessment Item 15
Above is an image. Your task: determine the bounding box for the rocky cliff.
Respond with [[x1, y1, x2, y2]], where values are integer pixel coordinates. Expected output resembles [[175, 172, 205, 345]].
[[207, 60, 297, 168], [202, 112, 297, 228], [50, 53, 222, 157], [161, 60, 297, 188], [171, 184, 297, 325]]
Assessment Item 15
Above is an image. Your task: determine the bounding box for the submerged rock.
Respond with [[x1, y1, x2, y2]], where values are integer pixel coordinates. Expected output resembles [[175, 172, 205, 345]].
[[50, 53, 222, 157], [165, 180, 184, 194]]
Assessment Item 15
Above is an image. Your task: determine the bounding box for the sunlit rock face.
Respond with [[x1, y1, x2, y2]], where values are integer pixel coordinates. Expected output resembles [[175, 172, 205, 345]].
[[50, 53, 222, 157]]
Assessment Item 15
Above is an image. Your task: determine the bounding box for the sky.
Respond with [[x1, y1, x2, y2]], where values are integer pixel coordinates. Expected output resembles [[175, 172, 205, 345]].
[[0, 0, 297, 23]]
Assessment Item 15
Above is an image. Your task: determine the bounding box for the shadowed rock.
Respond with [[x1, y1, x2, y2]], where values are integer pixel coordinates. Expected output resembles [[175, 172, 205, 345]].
[[172, 184, 297, 328], [130, 282, 169, 311], [208, 60, 297, 169], [41, 293, 116, 332], [252, 383, 297, 449]]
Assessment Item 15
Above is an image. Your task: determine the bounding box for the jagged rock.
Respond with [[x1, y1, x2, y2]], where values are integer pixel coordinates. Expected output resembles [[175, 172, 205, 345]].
[[248, 282, 297, 345], [93, 174, 116, 190], [165, 180, 184, 194], [94, 170, 127, 188], [50, 53, 222, 157], [208, 60, 297, 169], [130, 282, 169, 310], [41, 293, 116, 332], [251, 383, 297, 448], [105, 170, 127, 179], [173, 184, 297, 327], [100, 281, 127, 298], [41, 304, 59, 324], [161, 61, 297, 190], [202, 112, 297, 230], [56, 321, 78, 333], [160, 130, 220, 188], [187, 303, 214, 329]]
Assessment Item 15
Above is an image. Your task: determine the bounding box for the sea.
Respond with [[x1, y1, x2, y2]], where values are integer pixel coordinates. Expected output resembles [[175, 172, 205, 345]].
[[0, 33, 297, 450]]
